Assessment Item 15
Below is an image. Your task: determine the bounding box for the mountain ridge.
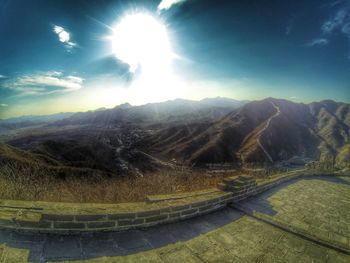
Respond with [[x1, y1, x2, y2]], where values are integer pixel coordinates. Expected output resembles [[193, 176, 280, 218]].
[[1, 97, 349, 177], [146, 98, 349, 168]]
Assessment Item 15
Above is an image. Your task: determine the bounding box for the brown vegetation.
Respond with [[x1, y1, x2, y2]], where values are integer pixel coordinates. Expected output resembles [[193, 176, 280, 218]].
[[0, 162, 234, 203], [0, 141, 238, 203]]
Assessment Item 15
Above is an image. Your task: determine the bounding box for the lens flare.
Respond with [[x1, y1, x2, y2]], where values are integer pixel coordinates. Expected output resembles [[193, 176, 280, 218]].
[[112, 13, 174, 73], [109, 12, 185, 103]]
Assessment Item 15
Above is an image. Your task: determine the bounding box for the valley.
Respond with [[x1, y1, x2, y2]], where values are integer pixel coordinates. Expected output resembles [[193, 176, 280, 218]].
[[1, 97, 349, 179]]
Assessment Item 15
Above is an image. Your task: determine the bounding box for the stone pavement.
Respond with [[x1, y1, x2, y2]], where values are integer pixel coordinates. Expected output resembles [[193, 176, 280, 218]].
[[0, 175, 349, 262], [0, 208, 245, 262], [233, 176, 350, 252], [72, 215, 350, 263]]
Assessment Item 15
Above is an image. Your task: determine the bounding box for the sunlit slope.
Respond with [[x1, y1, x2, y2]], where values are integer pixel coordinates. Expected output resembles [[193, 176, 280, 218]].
[[149, 98, 350, 167], [149, 99, 278, 164], [2, 98, 349, 170], [335, 144, 350, 168]]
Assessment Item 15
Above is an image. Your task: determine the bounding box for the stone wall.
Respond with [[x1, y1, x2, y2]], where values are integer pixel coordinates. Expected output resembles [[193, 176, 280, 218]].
[[0, 192, 233, 233], [0, 170, 330, 233], [44, 195, 233, 233]]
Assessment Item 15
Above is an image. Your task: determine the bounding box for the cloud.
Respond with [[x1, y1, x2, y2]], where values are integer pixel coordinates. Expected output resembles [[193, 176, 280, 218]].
[[158, 0, 186, 11], [0, 74, 6, 79], [342, 22, 350, 35], [321, 9, 348, 34], [306, 4, 350, 56], [285, 14, 297, 36], [53, 25, 77, 51], [84, 56, 132, 82], [0, 104, 8, 107], [305, 38, 329, 47], [3, 71, 84, 96], [319, 5, 350, 58], [329, 0, 344, 7], [285, 23, 293, 36]]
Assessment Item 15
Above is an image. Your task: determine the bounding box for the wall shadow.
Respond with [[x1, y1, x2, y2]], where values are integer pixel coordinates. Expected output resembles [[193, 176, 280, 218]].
[[0, 207, 244, 262], [1, 174, 348, 262], [234, 174, 350, 217]]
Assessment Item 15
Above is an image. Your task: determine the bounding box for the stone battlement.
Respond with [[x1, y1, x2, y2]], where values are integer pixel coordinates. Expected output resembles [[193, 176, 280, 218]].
[[0, 169, 332, 233]]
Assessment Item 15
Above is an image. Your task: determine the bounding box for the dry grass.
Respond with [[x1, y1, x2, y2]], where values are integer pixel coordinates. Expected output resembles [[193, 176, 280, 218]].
[[0, 162, 236, 203]]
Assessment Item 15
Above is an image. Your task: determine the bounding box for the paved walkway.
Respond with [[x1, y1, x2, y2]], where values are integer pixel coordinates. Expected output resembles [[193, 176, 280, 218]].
[[0, 175, 349, 262], [234, 176, 350, 252]]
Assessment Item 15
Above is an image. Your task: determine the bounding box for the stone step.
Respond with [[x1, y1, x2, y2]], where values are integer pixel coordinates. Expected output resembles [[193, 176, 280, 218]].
[[218, 182, 257, 193], [223, 175, 254, 183], [218, 183, 230, 191], [229, 180, 256, 187], [238, 175, 254, 181]]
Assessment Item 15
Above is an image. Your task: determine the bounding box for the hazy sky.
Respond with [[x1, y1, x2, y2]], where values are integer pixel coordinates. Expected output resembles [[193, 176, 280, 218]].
[[1, 0, 350, 118]]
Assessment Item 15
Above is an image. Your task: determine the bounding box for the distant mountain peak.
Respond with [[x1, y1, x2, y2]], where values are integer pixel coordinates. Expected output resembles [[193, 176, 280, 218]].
[[114, 103, 132, 109]]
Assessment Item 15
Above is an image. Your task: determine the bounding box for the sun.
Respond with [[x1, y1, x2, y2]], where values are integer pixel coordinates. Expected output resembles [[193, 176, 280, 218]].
[[108, 12, 186, 103], [111, 13, 174, 73]]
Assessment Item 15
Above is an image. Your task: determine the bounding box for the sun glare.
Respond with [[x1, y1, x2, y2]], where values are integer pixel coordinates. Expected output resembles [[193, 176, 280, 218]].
[[112, 13, 174, 73], [110, 12, 185, 103]]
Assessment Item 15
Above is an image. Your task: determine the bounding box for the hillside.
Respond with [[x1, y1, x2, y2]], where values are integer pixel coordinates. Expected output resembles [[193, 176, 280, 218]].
[[1, 98, 349, 175], [0, 141, 114, 179], [54, 97, 246, 126], [0, 112, 74, 135], [146, 98, 350, 168]]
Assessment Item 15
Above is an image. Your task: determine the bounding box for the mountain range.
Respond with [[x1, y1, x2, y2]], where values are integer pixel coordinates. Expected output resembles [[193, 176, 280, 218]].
[[0, 97, 349, 177], [147, 98, 349, 168]]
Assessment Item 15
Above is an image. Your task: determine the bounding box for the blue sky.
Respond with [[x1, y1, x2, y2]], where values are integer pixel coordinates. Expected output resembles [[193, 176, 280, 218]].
[[0, 0, 349, 118]]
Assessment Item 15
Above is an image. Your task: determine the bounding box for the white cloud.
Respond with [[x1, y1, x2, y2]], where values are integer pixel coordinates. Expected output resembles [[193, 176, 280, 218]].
[[320, 6, 350, 39], [306, 38, 329, 47], [285, 14, 297, 36], [321, 9, 348, 34], [53, 25, 77, 50], [0, 74, 6, 79], [306, 6, 350, 56], [4, 71, 84, 96], [158, 0, 186, 11], [317, 6, 350, 58], [0, 104, 8, 107]]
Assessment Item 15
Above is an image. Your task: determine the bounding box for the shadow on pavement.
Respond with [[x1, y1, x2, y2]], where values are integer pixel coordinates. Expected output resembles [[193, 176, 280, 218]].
[[235, 174, 350, 217], [1, 174, 348, 262], [0, 207, 244, 262]]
